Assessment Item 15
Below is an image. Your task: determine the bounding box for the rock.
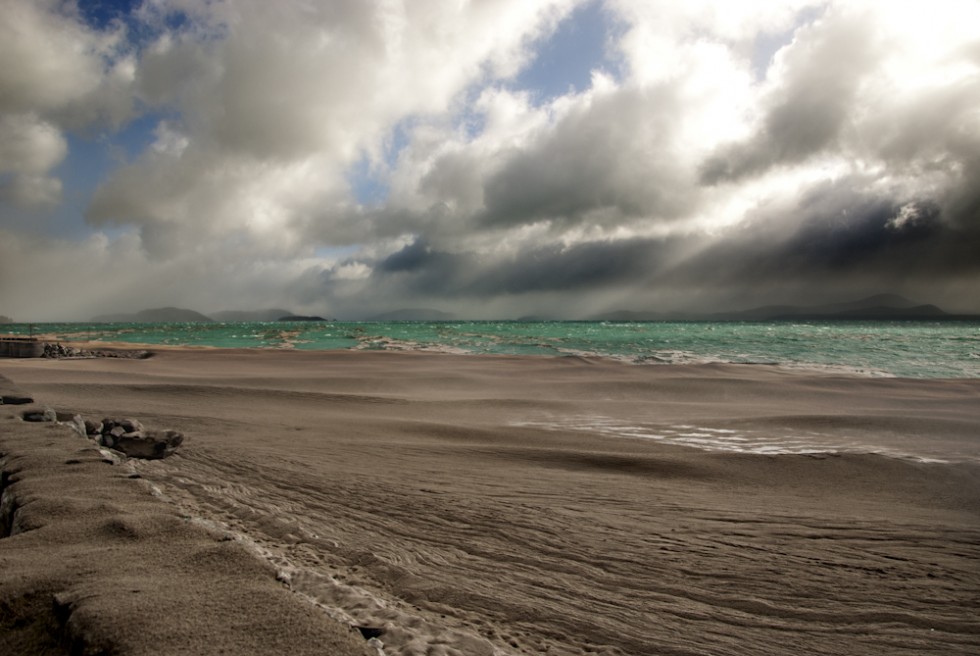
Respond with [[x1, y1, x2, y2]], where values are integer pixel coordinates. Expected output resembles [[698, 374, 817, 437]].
[[119, 418, 144, 434], [110, 426, 126, 439], [0, 392, 33, 405], [23, 406, 57, 422], [42, 343, 80, 358], [66, 415, 87, 437], [113, 429, 183, 459], [84, 419, 103, 436], [0, 372, 34, 403]]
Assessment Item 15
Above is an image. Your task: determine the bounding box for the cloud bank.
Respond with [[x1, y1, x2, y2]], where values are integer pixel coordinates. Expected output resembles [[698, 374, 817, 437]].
[[1, 0, 978, 320]]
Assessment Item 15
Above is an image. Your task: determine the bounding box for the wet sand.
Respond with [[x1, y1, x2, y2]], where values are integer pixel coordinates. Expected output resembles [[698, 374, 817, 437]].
[[2, 349, 980, 655]]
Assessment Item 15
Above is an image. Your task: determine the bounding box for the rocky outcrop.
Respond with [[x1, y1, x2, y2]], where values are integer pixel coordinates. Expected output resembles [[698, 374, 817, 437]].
[[21, 407, 183, 459], [79, 417, 184, 459]]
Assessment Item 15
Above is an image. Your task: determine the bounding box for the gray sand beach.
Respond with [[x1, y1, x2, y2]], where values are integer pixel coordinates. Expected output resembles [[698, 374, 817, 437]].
[[3, 349, 979, 655]]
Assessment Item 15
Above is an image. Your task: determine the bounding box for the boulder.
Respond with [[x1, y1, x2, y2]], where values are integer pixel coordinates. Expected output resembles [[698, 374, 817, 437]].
[[113, 429, 183, 459], [120, 418, 144, 433], [102, 417, 144, 435]]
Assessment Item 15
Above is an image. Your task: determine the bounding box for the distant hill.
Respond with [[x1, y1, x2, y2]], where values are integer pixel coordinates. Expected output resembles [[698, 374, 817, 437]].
[[724, 295, 948, 321], [787, 304, 947, 320], [587, 310, 693, 321], [91, 307, 214, 323], [211, 309, 292, 322], [0, 315, 11, 324], [367, 308, 455, 321], [591, 294, 970, 322], [805, 293, 920, 314]]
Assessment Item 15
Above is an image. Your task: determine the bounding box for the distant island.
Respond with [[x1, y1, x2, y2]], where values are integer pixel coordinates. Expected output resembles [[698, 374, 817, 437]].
[[0, 315, 12, 324], [277, 315, 330, 322], [88, 307, 335, 323]]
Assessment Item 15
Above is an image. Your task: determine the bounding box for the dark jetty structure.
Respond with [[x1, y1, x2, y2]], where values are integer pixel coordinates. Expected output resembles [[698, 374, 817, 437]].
[[0, 337, 43, 358]]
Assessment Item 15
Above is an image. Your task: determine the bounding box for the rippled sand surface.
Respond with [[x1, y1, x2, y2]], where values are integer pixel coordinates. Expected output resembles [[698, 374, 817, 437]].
[[5, 350, 980, 655]]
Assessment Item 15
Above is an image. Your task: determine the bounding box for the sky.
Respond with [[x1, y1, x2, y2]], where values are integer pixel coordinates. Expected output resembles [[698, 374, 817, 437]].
[[1, 0, 979, 321]]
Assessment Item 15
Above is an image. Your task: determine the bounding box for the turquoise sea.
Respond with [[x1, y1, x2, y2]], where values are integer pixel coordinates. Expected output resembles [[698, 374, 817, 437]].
[[5, 320, 979, 379]]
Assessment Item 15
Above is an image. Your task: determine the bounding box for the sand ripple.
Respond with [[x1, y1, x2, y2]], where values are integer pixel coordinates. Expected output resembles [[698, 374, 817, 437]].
[[6, 350, 980, 655], [134, 441, 980, 655]]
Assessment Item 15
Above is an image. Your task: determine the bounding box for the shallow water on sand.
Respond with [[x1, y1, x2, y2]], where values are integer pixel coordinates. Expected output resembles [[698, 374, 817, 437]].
[[513, 414, 980, 464]]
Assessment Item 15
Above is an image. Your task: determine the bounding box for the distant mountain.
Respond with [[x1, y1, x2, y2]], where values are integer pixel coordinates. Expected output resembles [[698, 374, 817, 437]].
[[807, 293, 920, 314], [211, 309, 292, 322], [588, 310, 693, 321], [0, 315, 11, 324], [367, 308, 455, 321], [91, 307, 214, 323], [591, 295, 966, 322], [790, 304, 947, 320], [725, 295, 948, 321]]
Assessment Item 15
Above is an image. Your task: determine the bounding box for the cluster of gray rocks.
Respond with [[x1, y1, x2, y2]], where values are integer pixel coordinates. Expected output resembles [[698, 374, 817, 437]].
[[42, 342, 152, 359], [23, 408, 183, 459]]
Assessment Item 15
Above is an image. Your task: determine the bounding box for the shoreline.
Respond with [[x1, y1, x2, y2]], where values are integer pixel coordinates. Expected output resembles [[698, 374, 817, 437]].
[[4, 317, 980, 379], [3, 349, 980, 655], [0, 337, 951, 380]]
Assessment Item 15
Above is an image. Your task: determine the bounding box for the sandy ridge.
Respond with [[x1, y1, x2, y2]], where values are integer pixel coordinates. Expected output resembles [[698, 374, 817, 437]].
[[0, 374, 374, 656]]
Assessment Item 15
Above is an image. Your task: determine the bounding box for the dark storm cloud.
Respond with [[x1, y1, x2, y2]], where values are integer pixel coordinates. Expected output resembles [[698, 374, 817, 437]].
[[669, 180, 980, 296], [372, 235, 666, 298], [467, 238, 663, 294], [356, 168, 980, 315], [478, 87, 693, 229]]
